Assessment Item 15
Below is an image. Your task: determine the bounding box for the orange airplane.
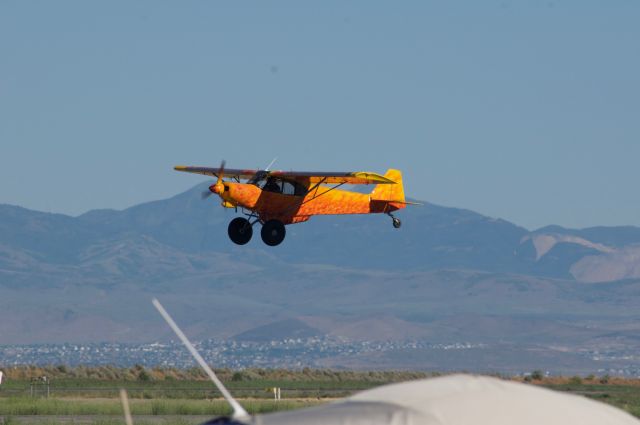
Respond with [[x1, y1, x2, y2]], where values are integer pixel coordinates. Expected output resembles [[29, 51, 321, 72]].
[[174, 161, 417, 246]]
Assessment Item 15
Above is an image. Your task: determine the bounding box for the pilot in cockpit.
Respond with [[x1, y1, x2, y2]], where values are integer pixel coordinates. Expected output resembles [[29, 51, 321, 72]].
[[263, 177, 281, 193]]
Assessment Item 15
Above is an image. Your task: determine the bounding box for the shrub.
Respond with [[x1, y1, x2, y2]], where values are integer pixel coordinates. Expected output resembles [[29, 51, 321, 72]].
[[151, 401, 164, 415], [531, 370, 544, 381], [568, 376, 583, 386], [138, 369, 152, 382]]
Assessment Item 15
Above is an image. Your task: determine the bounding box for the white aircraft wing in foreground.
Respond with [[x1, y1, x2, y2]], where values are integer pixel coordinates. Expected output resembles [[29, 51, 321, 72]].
[[255, 374, 640, 425], [151, 299, 640, 425]]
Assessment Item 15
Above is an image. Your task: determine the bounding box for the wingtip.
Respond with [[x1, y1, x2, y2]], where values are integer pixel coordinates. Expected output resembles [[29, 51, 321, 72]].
[[352, 172, 397, 184], [372, 174, 397, 184]]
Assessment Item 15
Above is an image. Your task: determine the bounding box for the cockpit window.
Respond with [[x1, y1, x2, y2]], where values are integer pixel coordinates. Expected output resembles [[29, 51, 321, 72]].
[[282, 181, 297, 195], [263, 177, 281, 193], [257, 177, 307, 196]]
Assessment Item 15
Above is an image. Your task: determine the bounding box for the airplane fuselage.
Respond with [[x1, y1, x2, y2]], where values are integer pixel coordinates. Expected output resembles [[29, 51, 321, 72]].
[[217, 182, 402, 224]]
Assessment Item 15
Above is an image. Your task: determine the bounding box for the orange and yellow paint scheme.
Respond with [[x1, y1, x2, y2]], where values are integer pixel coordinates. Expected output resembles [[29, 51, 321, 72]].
[[174, 164, 416, 246]]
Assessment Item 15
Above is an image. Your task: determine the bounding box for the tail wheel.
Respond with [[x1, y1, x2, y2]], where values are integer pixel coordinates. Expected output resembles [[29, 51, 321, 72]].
[[261, 220, 286, 246], [228, 217, 253, 245], [392, 217, 402, 229]]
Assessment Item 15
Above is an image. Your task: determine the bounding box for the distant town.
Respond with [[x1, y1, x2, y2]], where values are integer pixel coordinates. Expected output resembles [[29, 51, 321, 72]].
[[2, 337, 640, 377], [0, 338, 483, 369]]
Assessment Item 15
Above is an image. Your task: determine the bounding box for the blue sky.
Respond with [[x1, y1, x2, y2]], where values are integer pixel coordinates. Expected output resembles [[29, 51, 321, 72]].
[[1, 1, 638, 229]]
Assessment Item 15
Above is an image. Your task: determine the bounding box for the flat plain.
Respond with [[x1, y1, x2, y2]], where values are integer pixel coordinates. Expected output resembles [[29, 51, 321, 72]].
[[1, 368, 640, 424]]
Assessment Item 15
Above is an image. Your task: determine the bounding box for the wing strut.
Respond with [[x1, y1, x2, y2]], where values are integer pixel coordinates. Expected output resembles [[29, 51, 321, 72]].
[[277, 177, 345, 218], [119, 389, 134, 425], [299, 178, 346, 207], [151, 299, 250, 421]]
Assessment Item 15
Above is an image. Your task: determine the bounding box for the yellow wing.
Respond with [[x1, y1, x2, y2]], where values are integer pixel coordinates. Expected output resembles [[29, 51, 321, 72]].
[[270, 171, 395, 185], [174, 166, 396, 185], [174, 166, 259, 180]]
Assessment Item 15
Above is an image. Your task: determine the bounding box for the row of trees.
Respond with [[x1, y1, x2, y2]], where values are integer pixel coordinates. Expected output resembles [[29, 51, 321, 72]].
[[1, 366, 624, 385], [1, 365, 431, 383]]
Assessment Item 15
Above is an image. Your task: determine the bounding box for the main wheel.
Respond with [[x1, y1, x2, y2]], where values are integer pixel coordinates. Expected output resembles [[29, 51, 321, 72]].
[[228, 217, 253, 245], [261, 220, 286, 246], [392, 217, 402, 229]]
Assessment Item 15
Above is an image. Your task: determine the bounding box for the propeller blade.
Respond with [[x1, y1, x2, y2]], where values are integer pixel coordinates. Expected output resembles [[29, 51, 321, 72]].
[[217, 160, 226, 185], [201, 160, 227, 200]]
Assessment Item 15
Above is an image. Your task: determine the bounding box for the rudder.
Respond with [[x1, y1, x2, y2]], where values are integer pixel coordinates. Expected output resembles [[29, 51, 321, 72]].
[[370, 169, 405, 202]]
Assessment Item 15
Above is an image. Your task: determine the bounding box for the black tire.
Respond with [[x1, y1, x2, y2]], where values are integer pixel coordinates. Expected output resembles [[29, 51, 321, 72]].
[[392, 217, 402, 229], [228, 217, 253, 245], [261, 220, 286, 246]]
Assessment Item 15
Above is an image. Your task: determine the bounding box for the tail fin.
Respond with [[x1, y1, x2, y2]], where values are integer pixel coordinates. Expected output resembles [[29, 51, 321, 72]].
[[370, 169, 405, 202]]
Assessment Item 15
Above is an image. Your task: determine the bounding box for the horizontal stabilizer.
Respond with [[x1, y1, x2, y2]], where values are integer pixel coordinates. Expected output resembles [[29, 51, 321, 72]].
[[388, 200, 422, 206]]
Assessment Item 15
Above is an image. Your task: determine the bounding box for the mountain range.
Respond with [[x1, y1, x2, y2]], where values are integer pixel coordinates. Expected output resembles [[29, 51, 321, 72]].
[[3, 182, 640, 283], [1, 183, 640, 373]]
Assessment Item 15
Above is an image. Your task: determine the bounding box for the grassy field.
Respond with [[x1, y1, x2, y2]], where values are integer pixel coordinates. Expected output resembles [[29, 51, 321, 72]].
[[0, 398, 322, 416], [0, 366, 416, 400], [0, 367, 390, 424], [0, 394, 325, 425], [0, 378, 380, 400], [545, 382, 640, 418], [2, 367, 640, 424]]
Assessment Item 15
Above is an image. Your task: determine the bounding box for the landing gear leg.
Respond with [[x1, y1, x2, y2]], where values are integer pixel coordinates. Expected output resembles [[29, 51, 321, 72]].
[[387, 212, 402, 229]]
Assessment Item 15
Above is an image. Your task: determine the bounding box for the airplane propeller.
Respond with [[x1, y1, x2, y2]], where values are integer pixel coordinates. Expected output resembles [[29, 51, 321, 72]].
[[202, 160, 226, 200], [212, 159, 226, 194], [202, 158, 276, 200]]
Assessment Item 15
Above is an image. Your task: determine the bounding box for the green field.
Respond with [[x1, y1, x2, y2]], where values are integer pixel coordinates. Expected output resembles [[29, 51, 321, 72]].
[[0, 377, 387, 400], [2, 367, 640, 424], [546, 382, 640, 418], [0, 398, 322, 416], [0, 367, 422, 400], [0, 367, 401, 424]]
